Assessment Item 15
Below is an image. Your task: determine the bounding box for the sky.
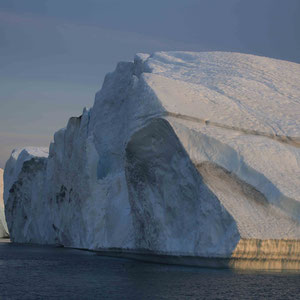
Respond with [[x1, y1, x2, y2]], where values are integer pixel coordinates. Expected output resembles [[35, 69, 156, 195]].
[[0, 0, 299, 168]]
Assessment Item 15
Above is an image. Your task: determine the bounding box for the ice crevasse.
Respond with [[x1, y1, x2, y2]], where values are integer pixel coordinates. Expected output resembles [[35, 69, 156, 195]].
[[4, 51, 300, 270]]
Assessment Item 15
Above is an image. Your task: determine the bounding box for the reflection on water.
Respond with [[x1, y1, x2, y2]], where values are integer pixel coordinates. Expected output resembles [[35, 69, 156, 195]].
[[0, 240, 299, 299]]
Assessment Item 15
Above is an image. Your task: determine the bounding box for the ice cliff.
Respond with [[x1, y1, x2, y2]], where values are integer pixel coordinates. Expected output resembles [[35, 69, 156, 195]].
[[4, 52, 300, 269], [0, 168, 9, 237]]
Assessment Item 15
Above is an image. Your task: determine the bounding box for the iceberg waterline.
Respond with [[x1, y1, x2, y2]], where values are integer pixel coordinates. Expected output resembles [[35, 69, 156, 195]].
[[4, 52, 300, 269]]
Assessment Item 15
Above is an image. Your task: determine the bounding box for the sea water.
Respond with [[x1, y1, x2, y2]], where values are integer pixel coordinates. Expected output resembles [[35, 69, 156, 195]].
[[0, 240, 299, 299]]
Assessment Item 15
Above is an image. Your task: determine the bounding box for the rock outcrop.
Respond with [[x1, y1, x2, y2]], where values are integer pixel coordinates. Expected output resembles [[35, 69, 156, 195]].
[[4, 52, 300, 269]]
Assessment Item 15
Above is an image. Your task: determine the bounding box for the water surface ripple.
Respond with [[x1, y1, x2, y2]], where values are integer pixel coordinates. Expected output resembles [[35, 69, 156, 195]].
[[0, 241, 299, 299]]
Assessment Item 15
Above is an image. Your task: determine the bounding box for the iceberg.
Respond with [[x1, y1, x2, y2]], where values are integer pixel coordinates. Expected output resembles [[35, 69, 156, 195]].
[[4, 52, 300, 269], [0, 168, 9, 237]]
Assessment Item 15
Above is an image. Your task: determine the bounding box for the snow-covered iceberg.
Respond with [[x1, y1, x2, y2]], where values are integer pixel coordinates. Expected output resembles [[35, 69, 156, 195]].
[[4, 52, 300, 269], [0, 168, 9, 237]]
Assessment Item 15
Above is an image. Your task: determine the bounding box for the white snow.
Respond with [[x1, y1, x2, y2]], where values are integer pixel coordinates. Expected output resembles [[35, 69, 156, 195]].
[[142, 52, 300, 205], [3, 52, 300, 265]]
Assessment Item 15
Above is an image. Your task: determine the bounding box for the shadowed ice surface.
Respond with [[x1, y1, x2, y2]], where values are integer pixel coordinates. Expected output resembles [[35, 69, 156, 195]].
[[0, 241, 299, 299]]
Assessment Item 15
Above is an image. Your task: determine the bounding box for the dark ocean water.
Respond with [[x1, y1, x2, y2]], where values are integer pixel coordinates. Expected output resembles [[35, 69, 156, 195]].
[[0, 241, 299, 300]]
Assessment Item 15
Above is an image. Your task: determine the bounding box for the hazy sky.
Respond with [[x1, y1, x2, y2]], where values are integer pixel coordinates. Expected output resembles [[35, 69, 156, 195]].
[[0, 0, 299, 167]]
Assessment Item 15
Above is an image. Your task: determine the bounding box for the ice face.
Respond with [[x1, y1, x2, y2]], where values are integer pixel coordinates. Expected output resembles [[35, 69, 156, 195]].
[[0, 168, 8, 237]]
